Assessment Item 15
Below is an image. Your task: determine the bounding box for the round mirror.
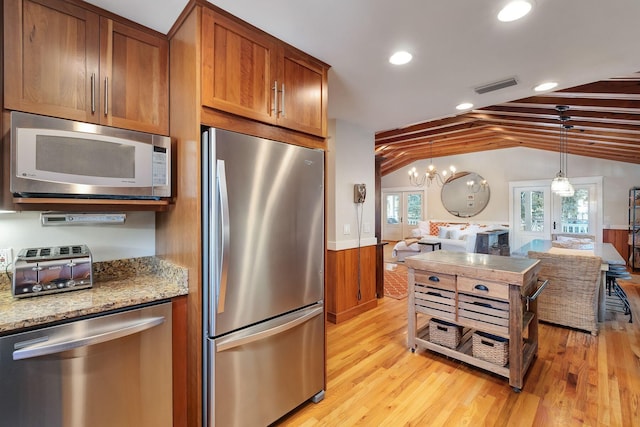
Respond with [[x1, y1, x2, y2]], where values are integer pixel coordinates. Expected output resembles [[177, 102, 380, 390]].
[[440, 172, 490, 217]]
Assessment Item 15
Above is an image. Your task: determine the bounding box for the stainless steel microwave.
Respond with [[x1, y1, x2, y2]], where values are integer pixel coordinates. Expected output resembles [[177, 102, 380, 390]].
[[10, 112, 171, 199]]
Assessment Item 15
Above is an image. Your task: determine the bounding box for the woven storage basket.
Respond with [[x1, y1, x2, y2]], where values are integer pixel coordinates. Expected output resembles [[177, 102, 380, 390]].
[[429, 318, 462, 349], [472, 331, 509, 366]]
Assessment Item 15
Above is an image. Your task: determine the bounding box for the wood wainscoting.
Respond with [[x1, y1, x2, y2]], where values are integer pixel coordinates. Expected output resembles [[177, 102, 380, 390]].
[[326, 245, 378, 323], [603, 228, 629, 266]]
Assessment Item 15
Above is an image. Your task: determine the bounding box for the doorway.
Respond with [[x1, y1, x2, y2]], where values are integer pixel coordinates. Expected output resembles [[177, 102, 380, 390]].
[[509, 177, 602, 250], [382, 190, 424, 240]]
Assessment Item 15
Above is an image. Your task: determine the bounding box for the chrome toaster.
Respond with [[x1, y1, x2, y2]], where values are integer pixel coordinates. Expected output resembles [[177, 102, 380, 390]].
[[12, 245, 93, 298]]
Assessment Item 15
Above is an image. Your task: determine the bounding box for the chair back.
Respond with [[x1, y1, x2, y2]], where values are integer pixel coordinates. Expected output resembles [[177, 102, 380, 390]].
[[551, 233, 595, 241], [527, 250, 602, 334]]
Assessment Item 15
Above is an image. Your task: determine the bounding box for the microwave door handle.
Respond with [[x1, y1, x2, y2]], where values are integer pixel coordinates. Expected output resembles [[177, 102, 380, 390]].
[[12, 316, 165, 360], [217, 159, 230, 314]]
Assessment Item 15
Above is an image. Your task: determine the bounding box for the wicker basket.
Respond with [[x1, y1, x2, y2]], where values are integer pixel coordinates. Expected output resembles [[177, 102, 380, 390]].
[[429, 319, 462, 349], [472, 331, 509, 366]]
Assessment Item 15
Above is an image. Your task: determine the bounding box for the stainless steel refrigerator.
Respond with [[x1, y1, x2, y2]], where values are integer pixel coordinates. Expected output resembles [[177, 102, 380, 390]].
[[202, 128, 325, 427]]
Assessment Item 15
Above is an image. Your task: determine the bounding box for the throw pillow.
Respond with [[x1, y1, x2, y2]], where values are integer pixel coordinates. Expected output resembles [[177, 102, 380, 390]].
[[417, 220, 430, 235], [450, 228, 467, 240], [438, 226, 450, 238], [429, 221, 447, 236]]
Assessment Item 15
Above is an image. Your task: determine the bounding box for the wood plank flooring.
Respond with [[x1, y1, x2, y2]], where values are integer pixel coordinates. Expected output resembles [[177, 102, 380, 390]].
[[276, 276, 640, 426]]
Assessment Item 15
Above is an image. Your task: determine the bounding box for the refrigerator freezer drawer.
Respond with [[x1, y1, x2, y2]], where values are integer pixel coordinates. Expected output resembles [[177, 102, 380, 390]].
[[207, 304, 324, 426]]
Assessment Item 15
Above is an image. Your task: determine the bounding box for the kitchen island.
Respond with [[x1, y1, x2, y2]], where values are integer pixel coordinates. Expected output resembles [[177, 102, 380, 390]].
[[0, 256, 188, 333], [405, 250, 541, 391]]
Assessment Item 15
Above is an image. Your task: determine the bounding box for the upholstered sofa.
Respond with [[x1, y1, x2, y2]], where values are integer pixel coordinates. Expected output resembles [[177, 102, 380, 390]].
[[391, 220, 508, 261], [392, 235, 474, 261]]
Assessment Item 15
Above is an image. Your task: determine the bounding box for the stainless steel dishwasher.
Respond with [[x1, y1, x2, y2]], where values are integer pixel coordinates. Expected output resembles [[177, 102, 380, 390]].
[[0, 302, 173, 427]]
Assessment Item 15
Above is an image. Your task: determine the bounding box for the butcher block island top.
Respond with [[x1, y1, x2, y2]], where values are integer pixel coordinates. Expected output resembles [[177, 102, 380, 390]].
[[405, 251, 540, 284], [405, 250, 541, 392]]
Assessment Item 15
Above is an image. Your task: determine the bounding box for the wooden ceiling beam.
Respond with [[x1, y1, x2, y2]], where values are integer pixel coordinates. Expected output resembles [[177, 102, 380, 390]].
[[474, 106, 640, 125], [377, 73, 640, 175]]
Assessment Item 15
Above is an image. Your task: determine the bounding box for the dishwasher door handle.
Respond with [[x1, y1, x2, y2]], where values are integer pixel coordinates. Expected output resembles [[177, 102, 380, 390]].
[[13, 316, 165, 360]]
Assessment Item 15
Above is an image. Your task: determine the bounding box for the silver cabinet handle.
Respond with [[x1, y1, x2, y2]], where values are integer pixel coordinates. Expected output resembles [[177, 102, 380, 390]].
[[91, 73, 96, 113], [104, 77, 109, 116], [280, 83, 285, 117], [12, 316, 165, 360], [217, 159, 230, 314], [216, 306, 323, 352], [272, 80, 278, 116]]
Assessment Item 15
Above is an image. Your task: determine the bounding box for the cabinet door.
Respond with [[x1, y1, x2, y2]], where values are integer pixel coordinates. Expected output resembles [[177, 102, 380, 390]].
[[4, 0, 100, 122], [201, 9, 277, 124], [278, 46, 328, 137], [100, 18, 169, 135]]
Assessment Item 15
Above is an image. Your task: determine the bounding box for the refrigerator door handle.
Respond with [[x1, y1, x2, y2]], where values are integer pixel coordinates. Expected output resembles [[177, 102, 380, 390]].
[[217, 159, 230, 313], [215, 306, 323, 352]]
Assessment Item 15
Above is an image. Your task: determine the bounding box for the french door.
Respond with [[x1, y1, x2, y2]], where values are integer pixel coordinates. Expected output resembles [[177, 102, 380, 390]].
[[383, 191, 424, 240], [552, 184, 597, 236], [510, 177, 602, 250], [511, 185, 551, 250]]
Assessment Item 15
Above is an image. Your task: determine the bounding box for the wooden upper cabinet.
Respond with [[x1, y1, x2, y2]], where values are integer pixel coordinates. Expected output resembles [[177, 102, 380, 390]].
[[201, 8, 276, 124], [4, 0, 100, 123], [278, 45, 328, 137], [201, 8, 328, 137], [100, 18, 169, 134], [4, 0, 169, 135]]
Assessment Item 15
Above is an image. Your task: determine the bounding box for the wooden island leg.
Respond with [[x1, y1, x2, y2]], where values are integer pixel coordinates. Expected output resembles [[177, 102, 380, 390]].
[[508, 284, 524, 391], [407, 268, 417, 351]]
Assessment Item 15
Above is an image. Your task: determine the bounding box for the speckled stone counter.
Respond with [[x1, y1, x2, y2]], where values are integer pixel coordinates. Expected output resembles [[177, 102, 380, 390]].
[[0, 256, 188, 334]]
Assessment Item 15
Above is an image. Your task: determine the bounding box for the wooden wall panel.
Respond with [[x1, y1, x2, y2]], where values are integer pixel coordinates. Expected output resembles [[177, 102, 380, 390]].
[[172, 296, 188, 427], [326, 245, 378, 323], [156, 6, 202, 427], [603, 228, 630, 266]]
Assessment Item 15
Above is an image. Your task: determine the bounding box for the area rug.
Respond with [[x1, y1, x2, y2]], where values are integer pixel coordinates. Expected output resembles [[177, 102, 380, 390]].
[[384, 263, 408, 300]]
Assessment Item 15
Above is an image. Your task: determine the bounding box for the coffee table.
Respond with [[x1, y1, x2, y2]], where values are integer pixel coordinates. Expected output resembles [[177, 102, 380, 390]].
[[418, 239, 441, 252]]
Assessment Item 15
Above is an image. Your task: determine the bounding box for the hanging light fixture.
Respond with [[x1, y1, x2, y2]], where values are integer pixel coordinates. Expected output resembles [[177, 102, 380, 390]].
[[551, 105, 575, 197], [408, 141, 456, 187]]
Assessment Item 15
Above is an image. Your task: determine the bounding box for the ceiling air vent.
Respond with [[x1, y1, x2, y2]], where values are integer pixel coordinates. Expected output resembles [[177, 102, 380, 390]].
[[474, 77, 518, 94]]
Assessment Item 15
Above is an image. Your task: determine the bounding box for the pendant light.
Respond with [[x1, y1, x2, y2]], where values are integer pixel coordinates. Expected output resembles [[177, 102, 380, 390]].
[[551, 106, 574, 197]]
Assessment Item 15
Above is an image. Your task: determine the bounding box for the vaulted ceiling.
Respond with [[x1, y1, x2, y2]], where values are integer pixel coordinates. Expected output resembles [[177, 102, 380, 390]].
[[375, 72, 640, 175]]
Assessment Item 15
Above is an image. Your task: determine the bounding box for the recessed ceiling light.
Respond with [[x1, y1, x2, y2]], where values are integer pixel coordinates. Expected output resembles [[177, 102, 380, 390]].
[[498, 1, 533, 22], [534, 81, 558, 92], [389, 51, 412, 65], [456, 103, 474, 110]]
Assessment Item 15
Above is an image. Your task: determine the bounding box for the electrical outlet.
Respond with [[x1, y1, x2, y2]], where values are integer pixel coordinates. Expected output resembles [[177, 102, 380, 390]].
[[343, 224, 351, 235], [0, 248, 13, 272]]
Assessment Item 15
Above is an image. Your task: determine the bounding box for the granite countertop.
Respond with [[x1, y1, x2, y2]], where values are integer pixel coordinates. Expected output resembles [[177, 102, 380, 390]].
[[0, 256, 188, 334]]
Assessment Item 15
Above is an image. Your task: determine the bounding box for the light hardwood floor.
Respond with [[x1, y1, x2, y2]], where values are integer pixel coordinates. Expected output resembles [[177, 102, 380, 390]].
[[276, 273, 640, 426]]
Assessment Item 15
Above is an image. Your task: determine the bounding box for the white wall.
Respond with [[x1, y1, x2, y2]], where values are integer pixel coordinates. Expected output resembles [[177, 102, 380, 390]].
[[327, 119, 376, 250], [0, 211, 156, 262], [382, 147, 640, 228]]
